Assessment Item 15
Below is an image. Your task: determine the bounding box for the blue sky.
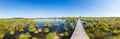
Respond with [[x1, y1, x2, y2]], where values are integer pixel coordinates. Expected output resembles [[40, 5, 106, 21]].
[[0, 0, 120, 18]]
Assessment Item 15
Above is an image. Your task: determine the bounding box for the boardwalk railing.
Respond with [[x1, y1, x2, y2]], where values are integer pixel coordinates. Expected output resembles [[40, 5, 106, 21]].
[[71, 20, 89, 39]]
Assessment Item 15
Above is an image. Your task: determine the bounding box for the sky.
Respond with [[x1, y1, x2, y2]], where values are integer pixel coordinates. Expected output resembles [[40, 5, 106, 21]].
[[0, 0, 120, 18]]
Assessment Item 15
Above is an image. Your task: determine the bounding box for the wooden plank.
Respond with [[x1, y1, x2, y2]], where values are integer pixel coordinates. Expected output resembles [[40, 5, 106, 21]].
[[71, 20, 89, 39]]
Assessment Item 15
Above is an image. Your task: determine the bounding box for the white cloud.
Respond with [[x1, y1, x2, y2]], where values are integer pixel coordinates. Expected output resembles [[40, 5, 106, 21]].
[[108, 0, 120, 10], [87, 0, 120, 17]]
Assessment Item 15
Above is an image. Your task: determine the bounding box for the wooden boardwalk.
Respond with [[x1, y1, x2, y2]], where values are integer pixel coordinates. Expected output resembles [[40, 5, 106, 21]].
[[71, 20, 89, 39]]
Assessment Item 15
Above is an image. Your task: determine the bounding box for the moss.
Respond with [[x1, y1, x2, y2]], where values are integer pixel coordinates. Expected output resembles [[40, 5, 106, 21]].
[[64, 32, 69, 37], [46, 32, 58, 39], [38, 28, 42, 33], [25, 32, 31, 38], [19, 33, 31, 39], [9, 31, 15, 35], [58, 33, 64, 37], [82, 17, 120, 39], [32, 37, 37, 39], [34, 31, 39, 34], [19, 34, 26, 39], [54, 24, 59, 27], [64, 27, 68, 31], [0, 34, 4, 39], [44, 28, 49, 33], [43, 23, 47, 27], [70, 25, 74, 30], [47, 23, 51, 28], [70, 23, 74, 30], [19, 28, 24, 32], [29, 24, 36, 32]]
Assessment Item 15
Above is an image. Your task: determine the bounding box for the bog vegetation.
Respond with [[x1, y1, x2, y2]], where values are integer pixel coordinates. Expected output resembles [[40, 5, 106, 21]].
[[81, 17, 120, 39], [0, 17, 77, 39], [0, 17, 119, 39]]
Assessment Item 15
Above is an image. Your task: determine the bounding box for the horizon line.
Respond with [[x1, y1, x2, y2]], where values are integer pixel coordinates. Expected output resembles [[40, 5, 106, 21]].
[[0, 16, 120, 18]]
